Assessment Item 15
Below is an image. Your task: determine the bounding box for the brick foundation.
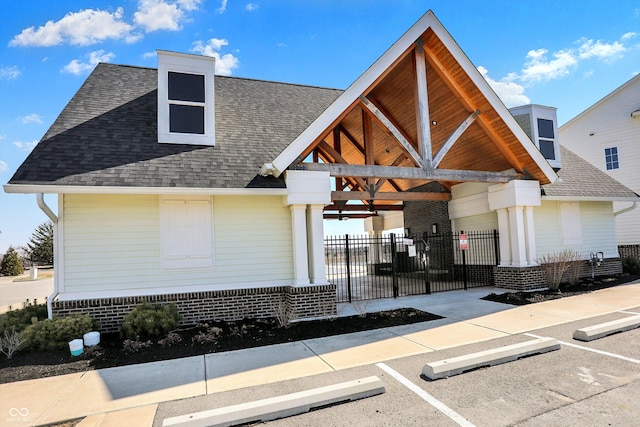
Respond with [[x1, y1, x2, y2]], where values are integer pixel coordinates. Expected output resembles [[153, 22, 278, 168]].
[[52, 284, 337, 333], [494, 258, 623, 291]]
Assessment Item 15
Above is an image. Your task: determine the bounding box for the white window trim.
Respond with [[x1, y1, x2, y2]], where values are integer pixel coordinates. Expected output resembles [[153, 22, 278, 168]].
[[157, 50, 215, 146], [604, 146, 620, 170], [160, 195, 215, 270]]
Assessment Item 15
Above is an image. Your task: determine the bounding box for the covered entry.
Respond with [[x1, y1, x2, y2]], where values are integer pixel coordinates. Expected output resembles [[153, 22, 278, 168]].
[[260, 11, 556, 294]]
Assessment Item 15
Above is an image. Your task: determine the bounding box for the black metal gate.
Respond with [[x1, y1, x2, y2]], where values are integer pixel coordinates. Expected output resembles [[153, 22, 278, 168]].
[[325, 230, 499, 303]]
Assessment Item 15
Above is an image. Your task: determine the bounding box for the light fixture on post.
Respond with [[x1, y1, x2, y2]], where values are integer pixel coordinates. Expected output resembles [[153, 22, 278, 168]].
[[432, 223, 438, 234]]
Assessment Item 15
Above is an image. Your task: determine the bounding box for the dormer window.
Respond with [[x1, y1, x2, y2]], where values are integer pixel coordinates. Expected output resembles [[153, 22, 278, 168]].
[[158, 50, 215, 146], [509, 104, 561, 170]]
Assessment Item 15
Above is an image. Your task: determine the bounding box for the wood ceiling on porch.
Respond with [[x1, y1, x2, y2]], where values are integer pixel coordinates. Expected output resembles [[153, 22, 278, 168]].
[[289, 27, 551, 217]]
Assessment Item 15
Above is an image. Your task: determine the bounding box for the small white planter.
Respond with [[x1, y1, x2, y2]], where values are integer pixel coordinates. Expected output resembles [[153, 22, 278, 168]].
[[68, 339, 83, 356], [83, 331, 100, 347]]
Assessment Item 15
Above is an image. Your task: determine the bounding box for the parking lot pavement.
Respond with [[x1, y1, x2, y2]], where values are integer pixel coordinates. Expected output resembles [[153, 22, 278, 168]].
[[153, 307, 640, 427], [0, 273, 53, 313]]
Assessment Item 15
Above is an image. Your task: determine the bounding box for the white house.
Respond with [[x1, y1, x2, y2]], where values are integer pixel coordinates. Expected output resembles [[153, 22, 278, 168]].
[[5, 11, 637, 331], [559, 75, 640, 250]]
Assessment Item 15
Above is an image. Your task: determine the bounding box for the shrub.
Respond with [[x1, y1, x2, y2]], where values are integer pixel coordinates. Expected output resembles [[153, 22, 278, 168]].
[[537, 250, 581, 291], [0, 329, 25, 359], [623, 256, 640, 275], [0, 301, 48, 335], [121, 303, 181, 340], [22, 314, 98, 351], [0, 246, 24, 276]]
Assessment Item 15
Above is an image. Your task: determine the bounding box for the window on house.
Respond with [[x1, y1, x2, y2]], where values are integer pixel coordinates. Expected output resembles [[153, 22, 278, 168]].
[[160, 196, 214, 269], [604, 147, 619, 170], [157, 50, 215, 146], [537, 118, 555, 160], [168, 72, 205, 134]]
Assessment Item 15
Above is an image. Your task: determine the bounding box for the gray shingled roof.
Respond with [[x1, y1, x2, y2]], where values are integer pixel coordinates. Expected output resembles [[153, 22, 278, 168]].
[[542, 146, 638, 199], [9, 63, 342, 189]]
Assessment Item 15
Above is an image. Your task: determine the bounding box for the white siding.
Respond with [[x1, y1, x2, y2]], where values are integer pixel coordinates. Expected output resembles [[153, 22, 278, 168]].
[[452, 212, 498, 232], [62, 194, 293, 295], [612, 201, 640, 245], [535, 200, 618, 260], [560, 75, 640, 243]]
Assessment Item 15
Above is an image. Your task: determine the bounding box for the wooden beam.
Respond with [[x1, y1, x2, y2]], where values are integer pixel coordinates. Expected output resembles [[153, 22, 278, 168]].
[[332, 191, 451, 201], [324, 213, 378, 220], [302, 162, 521, 183], [358, 95, 428, 171], [317, 141, 368, 191], [432, 110, 480, 168], [414, 40, 433, 164], [362, 108, 376, 196], [423, 46, 524, 172], [324, 204, 404, 211]]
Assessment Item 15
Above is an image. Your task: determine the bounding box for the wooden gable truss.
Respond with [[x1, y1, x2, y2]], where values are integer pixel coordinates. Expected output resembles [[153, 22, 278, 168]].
[[263, 11, 556, 219]]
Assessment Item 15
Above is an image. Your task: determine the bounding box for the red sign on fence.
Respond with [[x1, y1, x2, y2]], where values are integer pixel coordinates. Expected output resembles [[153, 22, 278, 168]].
[[459, 233, 468, 250]]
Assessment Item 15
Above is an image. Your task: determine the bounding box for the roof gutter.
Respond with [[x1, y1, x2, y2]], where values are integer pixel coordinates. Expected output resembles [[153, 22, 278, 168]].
[[614, 201, 637, 217], [36, 194, 58, 320]]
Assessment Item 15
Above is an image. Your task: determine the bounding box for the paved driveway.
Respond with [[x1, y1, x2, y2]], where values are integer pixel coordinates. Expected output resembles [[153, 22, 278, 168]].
[[0, 272, 53, 313]]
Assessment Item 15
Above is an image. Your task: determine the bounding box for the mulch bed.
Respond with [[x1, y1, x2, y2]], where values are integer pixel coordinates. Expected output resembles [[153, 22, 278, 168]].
[[0, 308, 442, 384], [482, 273, 639, 306]]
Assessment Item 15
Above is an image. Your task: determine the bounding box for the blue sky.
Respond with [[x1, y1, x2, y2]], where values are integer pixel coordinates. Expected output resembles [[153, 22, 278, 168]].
[[1, 0, 639, 253]]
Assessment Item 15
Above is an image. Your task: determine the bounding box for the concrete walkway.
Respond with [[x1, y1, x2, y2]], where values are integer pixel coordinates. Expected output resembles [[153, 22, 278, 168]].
[[1, 282, 639, 426]]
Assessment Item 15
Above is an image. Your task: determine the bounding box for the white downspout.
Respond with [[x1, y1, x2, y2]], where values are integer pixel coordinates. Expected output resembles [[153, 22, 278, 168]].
[[614, 201, 637, 217], [37, 193, 58, 319]]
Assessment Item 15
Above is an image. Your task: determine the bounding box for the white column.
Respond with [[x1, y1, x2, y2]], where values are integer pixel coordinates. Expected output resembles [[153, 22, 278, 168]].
[[290, 204, 310, 286], [524, 206, 537, 265], [508, 206, 528, 267], [307, 204, 328, 285], [496, 208, 512, 266]]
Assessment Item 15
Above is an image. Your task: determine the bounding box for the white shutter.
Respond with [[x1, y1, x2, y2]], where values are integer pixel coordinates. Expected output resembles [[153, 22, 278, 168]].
[[560, 202, 583, 246], [160, 196, 214, 269]]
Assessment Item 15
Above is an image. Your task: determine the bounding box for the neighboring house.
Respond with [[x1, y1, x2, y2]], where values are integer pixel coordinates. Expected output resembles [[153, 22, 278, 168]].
[[559, 75, 640, 257], [5, 11, 637, 331]]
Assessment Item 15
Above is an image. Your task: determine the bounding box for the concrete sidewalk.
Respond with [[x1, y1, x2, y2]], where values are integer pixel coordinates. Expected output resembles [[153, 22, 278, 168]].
[[1, 282, 639, 426]]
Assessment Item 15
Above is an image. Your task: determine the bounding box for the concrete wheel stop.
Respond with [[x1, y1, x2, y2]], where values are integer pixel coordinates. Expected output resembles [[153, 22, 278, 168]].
[[162, 376, 385, 427], [573, 314, 640, 342], [422, 337, 560, 380]]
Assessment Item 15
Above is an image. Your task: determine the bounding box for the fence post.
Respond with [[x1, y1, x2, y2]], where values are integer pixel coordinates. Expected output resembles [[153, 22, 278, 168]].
[[345, 234, 352, 303], [493, 229, 500, 265], [461, 230, 468, 290], [391, 233, 398, 298]]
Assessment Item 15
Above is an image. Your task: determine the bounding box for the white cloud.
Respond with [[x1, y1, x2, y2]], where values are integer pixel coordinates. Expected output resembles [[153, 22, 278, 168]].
[[10, 7, 140, 47], [477, 66, 530, 108], [621, 32, 636, 41], [217, 0, 228, 14], [191, 38, 240, 75], [134, 0, 202, 32], [13, 140, 39, 152], [20, 114, 44, 124], [577, 38, 625, 61], [62, 50, 115, 75], [0, 160, 7, 173], [0, 65, 21, 80], [142, 51, 157, 60], [520, 48, 577, 83], [246, 3, 259, 11]]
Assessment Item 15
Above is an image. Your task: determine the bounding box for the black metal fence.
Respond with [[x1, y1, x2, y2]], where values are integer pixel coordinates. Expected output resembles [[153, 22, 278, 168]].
[[325, 230, 499, 303]]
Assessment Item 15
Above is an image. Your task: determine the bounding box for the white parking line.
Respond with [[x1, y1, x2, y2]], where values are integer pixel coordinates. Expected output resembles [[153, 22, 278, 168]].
[[376, 362, 476, 427], [620, 311, 640, 315], [524, 333, 640, 364]]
